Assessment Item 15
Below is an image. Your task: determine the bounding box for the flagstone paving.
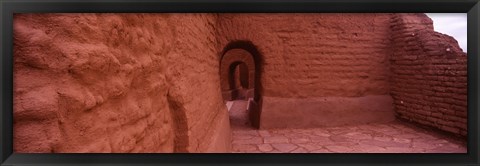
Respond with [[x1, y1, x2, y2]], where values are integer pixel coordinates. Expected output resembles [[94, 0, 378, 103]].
[[227, 100, 467, 153]]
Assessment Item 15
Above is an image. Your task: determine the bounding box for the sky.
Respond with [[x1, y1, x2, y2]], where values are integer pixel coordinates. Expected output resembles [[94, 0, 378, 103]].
[[425, 13, 467, 53]]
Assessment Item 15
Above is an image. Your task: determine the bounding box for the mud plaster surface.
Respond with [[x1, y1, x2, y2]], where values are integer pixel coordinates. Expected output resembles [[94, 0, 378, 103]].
[[13, 13, 230, 153]]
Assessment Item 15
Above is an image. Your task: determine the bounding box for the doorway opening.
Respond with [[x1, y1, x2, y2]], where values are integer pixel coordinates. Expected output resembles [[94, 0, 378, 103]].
[[220, 46, 261, 129], [229, 62, 249, 100]]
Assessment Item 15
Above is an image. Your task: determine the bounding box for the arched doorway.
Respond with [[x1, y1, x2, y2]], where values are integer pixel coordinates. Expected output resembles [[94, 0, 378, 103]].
[[221, 49, 255, 101], [220, 48, 260, 129]]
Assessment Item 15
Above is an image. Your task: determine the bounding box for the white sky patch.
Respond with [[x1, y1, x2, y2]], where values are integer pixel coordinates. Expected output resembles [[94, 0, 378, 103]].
[[425, 13, 467, 52]]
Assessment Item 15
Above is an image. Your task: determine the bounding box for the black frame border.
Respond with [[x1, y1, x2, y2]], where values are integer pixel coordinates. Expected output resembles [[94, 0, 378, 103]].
[[1, 0, 479, 165]]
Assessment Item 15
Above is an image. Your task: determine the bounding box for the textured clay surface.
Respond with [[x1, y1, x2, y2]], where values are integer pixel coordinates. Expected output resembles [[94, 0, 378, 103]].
[[14, 13, 231, 153], [13, 13, 467, 153]]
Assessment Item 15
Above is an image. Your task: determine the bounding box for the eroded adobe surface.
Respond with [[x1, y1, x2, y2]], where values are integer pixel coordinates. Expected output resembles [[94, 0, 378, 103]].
[[14, 14, 231, 153], [13, 13, 467, 153]]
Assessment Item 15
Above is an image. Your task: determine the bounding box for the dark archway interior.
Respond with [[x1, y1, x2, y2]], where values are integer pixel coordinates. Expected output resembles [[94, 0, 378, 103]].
[[229, 62, 249, 100]]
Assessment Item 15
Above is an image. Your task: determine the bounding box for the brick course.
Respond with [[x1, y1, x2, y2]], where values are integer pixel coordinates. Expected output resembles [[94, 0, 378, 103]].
[[390, 14, 467, 137]]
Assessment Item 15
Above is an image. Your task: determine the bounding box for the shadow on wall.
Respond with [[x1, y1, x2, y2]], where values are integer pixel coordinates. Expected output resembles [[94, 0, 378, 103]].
[[166, 91, 189, 152], [220, 41, 263, 129]]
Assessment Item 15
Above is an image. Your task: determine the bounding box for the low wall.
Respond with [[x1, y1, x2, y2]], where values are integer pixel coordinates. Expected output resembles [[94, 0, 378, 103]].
[[259, 95, 395, 129]]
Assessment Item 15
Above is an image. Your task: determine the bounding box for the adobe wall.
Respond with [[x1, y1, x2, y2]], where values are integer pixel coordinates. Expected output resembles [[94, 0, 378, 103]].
[[13, 13, 468, 153], [216, 14, 396, 129], [13, 14, 231, 153], [390, 14, 467, 136]]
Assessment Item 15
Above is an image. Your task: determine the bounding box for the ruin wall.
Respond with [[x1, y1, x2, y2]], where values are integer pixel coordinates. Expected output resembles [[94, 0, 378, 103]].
[[390, 14, 468, 137]]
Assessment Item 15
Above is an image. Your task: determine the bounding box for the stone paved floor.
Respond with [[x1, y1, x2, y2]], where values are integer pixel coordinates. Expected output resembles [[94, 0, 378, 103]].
[[227, 100, 467, 153]]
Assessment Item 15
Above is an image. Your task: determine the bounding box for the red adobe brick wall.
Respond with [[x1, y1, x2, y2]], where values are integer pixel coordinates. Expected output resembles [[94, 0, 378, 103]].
[[216, 14, 393, 98], [390, 14, 467, 137], [216, 14, 397, 129]]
